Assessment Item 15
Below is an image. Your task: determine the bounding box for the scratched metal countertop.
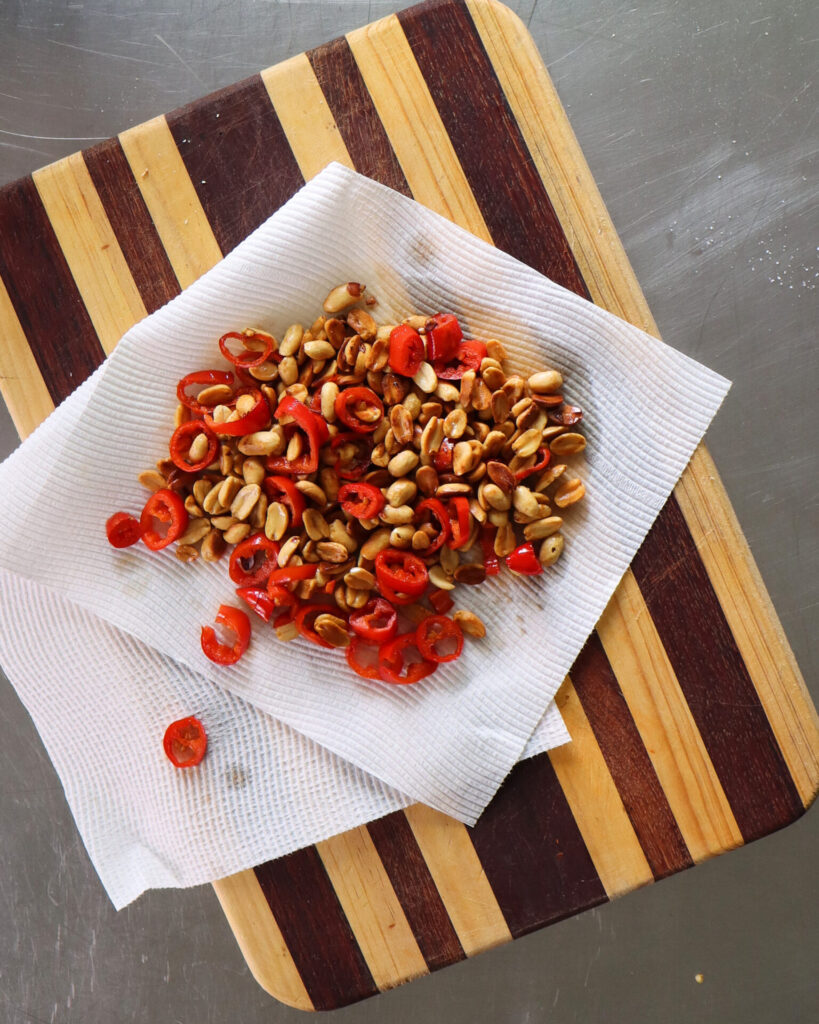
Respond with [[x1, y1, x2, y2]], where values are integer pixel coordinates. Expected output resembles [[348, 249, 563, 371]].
[[1, 2, 816, 1022]]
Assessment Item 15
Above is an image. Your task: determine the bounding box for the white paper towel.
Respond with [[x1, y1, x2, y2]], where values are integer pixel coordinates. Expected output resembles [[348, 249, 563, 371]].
[[0, 164, 730, 873], [0, 370, 568, 909]]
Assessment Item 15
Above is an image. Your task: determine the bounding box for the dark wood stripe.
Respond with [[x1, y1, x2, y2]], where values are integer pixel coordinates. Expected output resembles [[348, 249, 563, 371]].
[[468, 754, 607, 937], [0, 177, 104, 402], [572, 633, 693, 878], [166, 75, 304, 255], [398, 0, 588, 296], [254, 847, 378, 1010], [367, 811, 466, 971], [82, 138, 181, 313], [632, 497, 804, 841], [308, 38, 412, 198]]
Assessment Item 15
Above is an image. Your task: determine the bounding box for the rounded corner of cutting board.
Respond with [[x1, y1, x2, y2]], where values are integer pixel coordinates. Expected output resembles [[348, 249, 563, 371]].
[[463, 0, 543, 51], [245, 966, 316, 1013], [212, 871, 316, 1012], [800, 770, 819, 816]]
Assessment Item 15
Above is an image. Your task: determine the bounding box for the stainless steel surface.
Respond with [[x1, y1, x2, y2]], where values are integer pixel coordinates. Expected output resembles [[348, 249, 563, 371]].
[[1, 1, 816, 1021]]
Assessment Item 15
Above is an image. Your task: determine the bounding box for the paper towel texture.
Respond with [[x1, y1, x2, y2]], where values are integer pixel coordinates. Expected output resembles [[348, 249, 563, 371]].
[[0, 372, 567, 909], [0, 164, 729, 830]]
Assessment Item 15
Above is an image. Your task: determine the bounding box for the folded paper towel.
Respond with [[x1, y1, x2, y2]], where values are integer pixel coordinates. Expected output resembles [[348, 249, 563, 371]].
[[0, 164, 729, 905], [0, 370, 568, 908]]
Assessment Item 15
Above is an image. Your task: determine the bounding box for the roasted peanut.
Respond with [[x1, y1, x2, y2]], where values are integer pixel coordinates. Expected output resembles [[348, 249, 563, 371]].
[[528, 369, 563, 393], [455, 609, 486, 638], [419, 417, 443, 457], [361, 528, 392, 560], [238, 428, 285, 457], [303, 340, 335, 361], [314, 613, 351, 647], [390, 404, 414, 445], [538, 534, 564, 567], [485, 340, 506, 362], [242, 457, 265, 486], [491, 389, 510, 423], [411, 530, 432, 551], [323, 282, 363, 314], [460, 370, 476, 408], [347, 307, 377, 341], [201, 529, 226, 562], [416, 465, 439, 496], [388, 450, 419, 477], [453, 440, 480, 476], [279, 323, 304, 356], [265, 501, 289, 541], [524, 516, 563, 541], [138, 469, 167, 492], [482, 364, 505, 391], [231, 484, 261, 521], [436, 482, 472, 498], [380, 504, 415, 525], [428, 565, 455, 590], [482, 482, 511, 511], [218, 476, 242, 509], [303, 508, 330, 541], [389, 525, 415, 549], [554, 478, 585, 508], [223, 523, 252, 545], [185, 432, 210, 464], [386, 478, 417, 507], [177, 518, 211, 546], [443, 407, 467, 438], [533, 463, 567, 492], [184, 495, 204, 519], [512, 427, 543, 459], [439, 545, 459, 576], [344, 567, 376, 590], [329, 519, 358, 552], [174, 403, 191, 428], [209, 515, 238, 531], [512, 486, 540, 519], [486, 460, 515, 494], [549, 432, 587, 456], [435, 382, 460, 404], [412, 361, 438, 393], [454, 563, 486, 586], [195, 383, 233, 407], [494, 521, 516, 557]]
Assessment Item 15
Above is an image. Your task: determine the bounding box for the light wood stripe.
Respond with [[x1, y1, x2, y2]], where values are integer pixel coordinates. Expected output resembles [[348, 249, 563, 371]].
[[31, 153, 147, 356], [403, 803, 511, 955], [212, 870, 313, 1010], [119, 116, 223, 288], [596, 570, 743, 860], [0, 277, 55, 440], [470, 0, 818, 809], [549, 679, 654, 897], [346, 16, 491, 239], [261, 54, 354, 179], [676, 448, 819, 806], [316, 826, 428, 989]]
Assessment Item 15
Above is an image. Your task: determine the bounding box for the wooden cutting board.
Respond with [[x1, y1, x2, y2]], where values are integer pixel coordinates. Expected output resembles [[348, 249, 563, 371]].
[[0, 0, 816, 1010]]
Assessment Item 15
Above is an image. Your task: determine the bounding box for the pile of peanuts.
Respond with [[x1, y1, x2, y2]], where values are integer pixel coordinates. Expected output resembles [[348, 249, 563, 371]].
[[138, 282, 587, 653]]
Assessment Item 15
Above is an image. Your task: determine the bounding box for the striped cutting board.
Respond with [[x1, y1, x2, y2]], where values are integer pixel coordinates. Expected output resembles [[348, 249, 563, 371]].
[[1, 0, 816, 1010]]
